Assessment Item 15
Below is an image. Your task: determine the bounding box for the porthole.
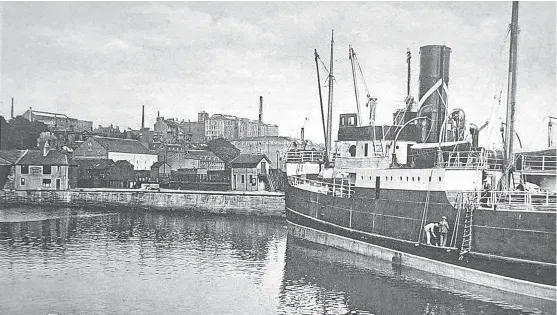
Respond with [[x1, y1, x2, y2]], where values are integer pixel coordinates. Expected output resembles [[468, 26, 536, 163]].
[[400, 176, 402, 181], [412, 177, 414, 181], [385, 176, 388, 181], [390, 176, 393, 181], [370, 176, 372, 180], [438, 176, 442, 182], [418, 177, 421, 181], [406, 177, 409, 181]]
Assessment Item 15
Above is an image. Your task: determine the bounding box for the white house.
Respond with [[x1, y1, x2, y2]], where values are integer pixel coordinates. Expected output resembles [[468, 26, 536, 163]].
[[74, 136, 157, 170]]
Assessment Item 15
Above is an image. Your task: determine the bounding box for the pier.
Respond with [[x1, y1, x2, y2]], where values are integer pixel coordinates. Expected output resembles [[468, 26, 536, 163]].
[[0, 189, 285, 217]]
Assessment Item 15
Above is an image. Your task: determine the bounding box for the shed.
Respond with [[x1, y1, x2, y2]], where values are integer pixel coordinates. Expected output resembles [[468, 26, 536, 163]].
[[229, 154, 271, 191]]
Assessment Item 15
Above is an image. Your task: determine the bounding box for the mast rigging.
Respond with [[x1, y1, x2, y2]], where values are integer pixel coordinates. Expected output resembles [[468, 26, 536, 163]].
[[326, 30, 335, 164], [314, 49, 328, 161], [503, 1, 519, 190]]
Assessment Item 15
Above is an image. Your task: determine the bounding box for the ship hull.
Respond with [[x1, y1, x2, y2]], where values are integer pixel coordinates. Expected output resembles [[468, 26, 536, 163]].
[[285, 184, 556, 301]]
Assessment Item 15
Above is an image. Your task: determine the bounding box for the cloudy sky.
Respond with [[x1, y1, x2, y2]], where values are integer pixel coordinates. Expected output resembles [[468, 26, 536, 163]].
[[0, 2, 555, 149]]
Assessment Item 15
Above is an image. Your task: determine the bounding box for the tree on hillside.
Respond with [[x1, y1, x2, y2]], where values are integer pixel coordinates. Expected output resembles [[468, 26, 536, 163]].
[[206, 138, 240, 163], [6, 116, 49, 149]]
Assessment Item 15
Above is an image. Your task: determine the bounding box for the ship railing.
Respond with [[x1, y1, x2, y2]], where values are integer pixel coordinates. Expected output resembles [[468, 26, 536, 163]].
[[436, 150, 504, 170], [288, 175, 353, 198], [285, 150, 325, 163], [517, 154, 557, 173], [451, 190, 557, 211]]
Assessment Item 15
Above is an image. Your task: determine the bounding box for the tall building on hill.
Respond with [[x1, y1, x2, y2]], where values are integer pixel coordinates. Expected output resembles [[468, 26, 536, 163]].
[[154, 117, 205, 145], [205, 113, 279, 141], [22, 108, 93, 132], [153, 111, 280, 145]]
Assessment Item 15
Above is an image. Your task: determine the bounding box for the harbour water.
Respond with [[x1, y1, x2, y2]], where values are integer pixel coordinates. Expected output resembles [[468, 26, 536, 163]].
[[0, 207, 553, 315]]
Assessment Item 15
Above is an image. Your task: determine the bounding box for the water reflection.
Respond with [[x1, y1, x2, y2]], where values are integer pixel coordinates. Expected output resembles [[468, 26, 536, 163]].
[[0, 207, 287, 315], [279, 237, 554, 315], [0, 207, 553, 315]]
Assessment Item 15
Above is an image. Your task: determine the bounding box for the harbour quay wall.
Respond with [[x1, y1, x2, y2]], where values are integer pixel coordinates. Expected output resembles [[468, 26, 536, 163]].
[[0, 189, 285, 217]]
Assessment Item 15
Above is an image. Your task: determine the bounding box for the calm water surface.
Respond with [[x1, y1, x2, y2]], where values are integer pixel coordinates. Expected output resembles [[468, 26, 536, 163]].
[[0, 207, 553, 315]]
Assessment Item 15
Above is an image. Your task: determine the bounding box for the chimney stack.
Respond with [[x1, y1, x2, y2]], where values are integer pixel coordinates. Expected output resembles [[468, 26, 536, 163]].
[[258, 96, 263, 136], [157, 110, 160, 118], [43, 141, 51, 157], [11, 98, 14, 119], [141, 105, 145, 130]]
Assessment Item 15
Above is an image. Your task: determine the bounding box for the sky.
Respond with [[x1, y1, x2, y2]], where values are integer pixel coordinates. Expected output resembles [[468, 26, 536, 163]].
[[0, 2, 555, 150]]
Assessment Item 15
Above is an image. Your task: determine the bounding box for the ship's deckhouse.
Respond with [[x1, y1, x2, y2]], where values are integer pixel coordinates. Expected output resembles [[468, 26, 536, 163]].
[[353, 167, 484, 192]]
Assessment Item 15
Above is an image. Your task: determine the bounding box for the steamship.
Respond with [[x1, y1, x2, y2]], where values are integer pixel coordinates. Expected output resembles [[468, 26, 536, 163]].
[[285, 2, 556, 301]]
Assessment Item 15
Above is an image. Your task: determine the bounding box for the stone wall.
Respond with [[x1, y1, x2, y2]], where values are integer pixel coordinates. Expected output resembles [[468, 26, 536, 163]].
[[0, 189, 285, 217]]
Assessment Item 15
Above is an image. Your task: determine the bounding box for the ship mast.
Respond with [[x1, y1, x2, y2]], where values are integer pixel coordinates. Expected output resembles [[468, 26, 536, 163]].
[[503, 1, 519, 190], [326, 30, 335, 162], [314, 49, 328, 158]]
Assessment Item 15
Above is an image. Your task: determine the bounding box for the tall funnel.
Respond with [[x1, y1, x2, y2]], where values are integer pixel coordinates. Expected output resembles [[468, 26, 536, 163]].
[[418, 45, 451, 143]]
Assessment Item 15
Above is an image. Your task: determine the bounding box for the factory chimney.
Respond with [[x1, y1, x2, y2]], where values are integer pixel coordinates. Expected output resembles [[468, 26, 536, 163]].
[[258, 96, 263, 136], [10, 98, 14, 119], [141, 105, 145, 130]]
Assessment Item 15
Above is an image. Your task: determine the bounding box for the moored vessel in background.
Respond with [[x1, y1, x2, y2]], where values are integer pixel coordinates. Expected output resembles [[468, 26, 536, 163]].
[[285, 1, 556, 303]]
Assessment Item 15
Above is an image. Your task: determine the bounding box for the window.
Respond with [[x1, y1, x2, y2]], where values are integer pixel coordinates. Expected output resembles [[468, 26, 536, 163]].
[[439, 176, 442, 182], [20, 178, 25, 186], [43, 165, 52, 174], [364, 144, 369, 157], [418, 177, 420, 181], [406, 177, 409, 181], [42, 179, 52, 188], [241, 175, 245, 183], [385, 176, 388, 181], [429, 176, 432, 182], [390, 176, 393, 181], [349, 145, 356, 157], [21, 165, 29, 174], [412, 177, 414, 181], [400, 176, 402, 181]]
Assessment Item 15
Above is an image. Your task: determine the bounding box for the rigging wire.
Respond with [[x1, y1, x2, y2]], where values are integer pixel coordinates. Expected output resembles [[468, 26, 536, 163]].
[[484, 25, 513, 148]]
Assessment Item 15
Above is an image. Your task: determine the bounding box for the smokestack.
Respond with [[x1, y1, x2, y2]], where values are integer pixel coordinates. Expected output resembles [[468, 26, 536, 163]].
[[301, 127, 305, 142], [258, 96, 263, 136], [157, 111, 160, 118], [141, 105, 145, 130], [11, 98, 14, 119], [418, 45, 451, 143], [259, 96, 263, 123]]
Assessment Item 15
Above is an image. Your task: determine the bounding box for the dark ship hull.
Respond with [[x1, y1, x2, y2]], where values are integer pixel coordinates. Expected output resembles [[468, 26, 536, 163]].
[[285, 183, 556, 300]]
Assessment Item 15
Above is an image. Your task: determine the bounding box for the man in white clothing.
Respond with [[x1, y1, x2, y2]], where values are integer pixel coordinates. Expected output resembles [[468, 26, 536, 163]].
[[424, 222, 439, 245]]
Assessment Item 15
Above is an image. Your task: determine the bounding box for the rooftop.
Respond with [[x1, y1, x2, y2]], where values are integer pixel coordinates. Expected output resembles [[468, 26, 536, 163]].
[[74, 158, 114, 170], [185, 150, 222, 161], [93, 136, 153, 155], [230, 154, 270, 168], [17, 149, 69, 165], [0, 150, 27, 164], [151, 161, 169, 168]]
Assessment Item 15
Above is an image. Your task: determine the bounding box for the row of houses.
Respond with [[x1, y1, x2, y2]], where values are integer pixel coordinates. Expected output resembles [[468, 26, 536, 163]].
[[0, 134, 277, 192]]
